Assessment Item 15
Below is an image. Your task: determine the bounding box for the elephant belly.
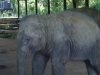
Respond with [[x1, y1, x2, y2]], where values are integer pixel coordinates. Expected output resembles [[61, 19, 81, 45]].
[[69, 22, 100, 60], [69, 45, 92, 60]]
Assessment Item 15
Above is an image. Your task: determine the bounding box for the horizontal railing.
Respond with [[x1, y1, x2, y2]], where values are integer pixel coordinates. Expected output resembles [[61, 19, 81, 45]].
[[0, 18, 20, 34]]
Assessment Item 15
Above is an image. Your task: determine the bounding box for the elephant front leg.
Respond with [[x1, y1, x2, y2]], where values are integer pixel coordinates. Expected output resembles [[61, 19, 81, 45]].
[[51, 40, 70, 75], [51, 58, 65, 75], [84, 60, 97, 75], [32, 52, 49, 75]]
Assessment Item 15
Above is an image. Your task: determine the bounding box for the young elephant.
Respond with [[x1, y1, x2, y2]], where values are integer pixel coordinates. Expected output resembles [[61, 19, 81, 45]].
[[17, 10, 100, 75]]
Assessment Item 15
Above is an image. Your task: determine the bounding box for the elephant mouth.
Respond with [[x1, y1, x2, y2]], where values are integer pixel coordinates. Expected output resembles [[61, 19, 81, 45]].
[[25, 45, 35, 59], [25, 50, 32, 59]]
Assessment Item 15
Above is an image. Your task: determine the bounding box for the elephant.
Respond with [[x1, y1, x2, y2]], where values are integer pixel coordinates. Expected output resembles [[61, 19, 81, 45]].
[[17, 10, 100, 75], [71, 7, 100, 28]]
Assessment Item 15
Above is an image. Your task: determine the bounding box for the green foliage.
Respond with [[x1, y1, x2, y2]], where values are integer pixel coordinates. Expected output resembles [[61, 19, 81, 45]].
[[27, 0, 35, 15], [66, 0, 73, 9], [0, 33, 17, 39], [89, 0, 100, 12], [11, 0, 18, 16], [37, 0, 48, 15], [75, 0, 85, 8], [50, 0, 63, 13]]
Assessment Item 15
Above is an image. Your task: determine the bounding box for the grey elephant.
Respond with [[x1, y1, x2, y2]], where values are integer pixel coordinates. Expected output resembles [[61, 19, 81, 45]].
[[17, 10, 100, 75]]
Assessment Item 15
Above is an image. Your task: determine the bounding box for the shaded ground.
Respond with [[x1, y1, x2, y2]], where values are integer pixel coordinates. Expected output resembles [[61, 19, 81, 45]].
[[0, 38, 88, 75]]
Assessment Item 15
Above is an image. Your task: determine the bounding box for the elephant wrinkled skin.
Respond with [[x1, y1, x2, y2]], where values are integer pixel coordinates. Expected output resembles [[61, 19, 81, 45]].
[[17, 10, 100, 75]]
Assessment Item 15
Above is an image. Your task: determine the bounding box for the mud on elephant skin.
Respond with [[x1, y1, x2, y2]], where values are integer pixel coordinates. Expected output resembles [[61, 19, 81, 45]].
[[17, 10, 100, 75]]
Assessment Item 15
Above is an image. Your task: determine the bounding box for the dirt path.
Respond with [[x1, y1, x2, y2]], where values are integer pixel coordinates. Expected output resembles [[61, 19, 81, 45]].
[[0, 38, 88, 75]]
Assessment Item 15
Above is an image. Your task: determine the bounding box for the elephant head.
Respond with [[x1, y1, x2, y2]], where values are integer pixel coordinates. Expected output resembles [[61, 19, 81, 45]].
[[17, 16, 46, 75]]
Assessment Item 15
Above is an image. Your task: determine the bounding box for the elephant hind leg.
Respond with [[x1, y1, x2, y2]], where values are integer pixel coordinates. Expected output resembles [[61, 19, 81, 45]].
[[84, 60, 97, 75], [88, 39, 100, 75], [92, 62, 100, 75], [88, 57, 100, 75]]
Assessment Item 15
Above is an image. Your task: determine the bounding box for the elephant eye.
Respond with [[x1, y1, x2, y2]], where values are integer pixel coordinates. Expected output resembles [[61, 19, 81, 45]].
[[22, 33, 32, 44], [23, 37, 31, 44], [26, 38, 31, 41]]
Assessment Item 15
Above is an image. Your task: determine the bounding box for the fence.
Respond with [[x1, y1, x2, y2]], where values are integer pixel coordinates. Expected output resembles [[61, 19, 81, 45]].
[[17, 0, 89, 18], [0, 18, 20, 35], [0, 0, 89, 35]]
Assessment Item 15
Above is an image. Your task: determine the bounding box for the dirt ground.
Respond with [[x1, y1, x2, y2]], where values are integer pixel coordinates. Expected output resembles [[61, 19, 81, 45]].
[[0, 38, 88, 75]]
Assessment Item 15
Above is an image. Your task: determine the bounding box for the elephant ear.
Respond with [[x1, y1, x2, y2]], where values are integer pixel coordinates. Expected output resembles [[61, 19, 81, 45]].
[[17, 30, 24, 40], [23, 19, 46, 47]]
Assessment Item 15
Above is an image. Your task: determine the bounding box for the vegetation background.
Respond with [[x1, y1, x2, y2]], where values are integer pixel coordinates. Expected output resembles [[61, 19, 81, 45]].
[[1, 0, 100, 17]]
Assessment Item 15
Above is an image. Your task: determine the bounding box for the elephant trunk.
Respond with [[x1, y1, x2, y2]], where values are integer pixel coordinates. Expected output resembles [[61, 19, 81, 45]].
[[17, 47, 25, 75]]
